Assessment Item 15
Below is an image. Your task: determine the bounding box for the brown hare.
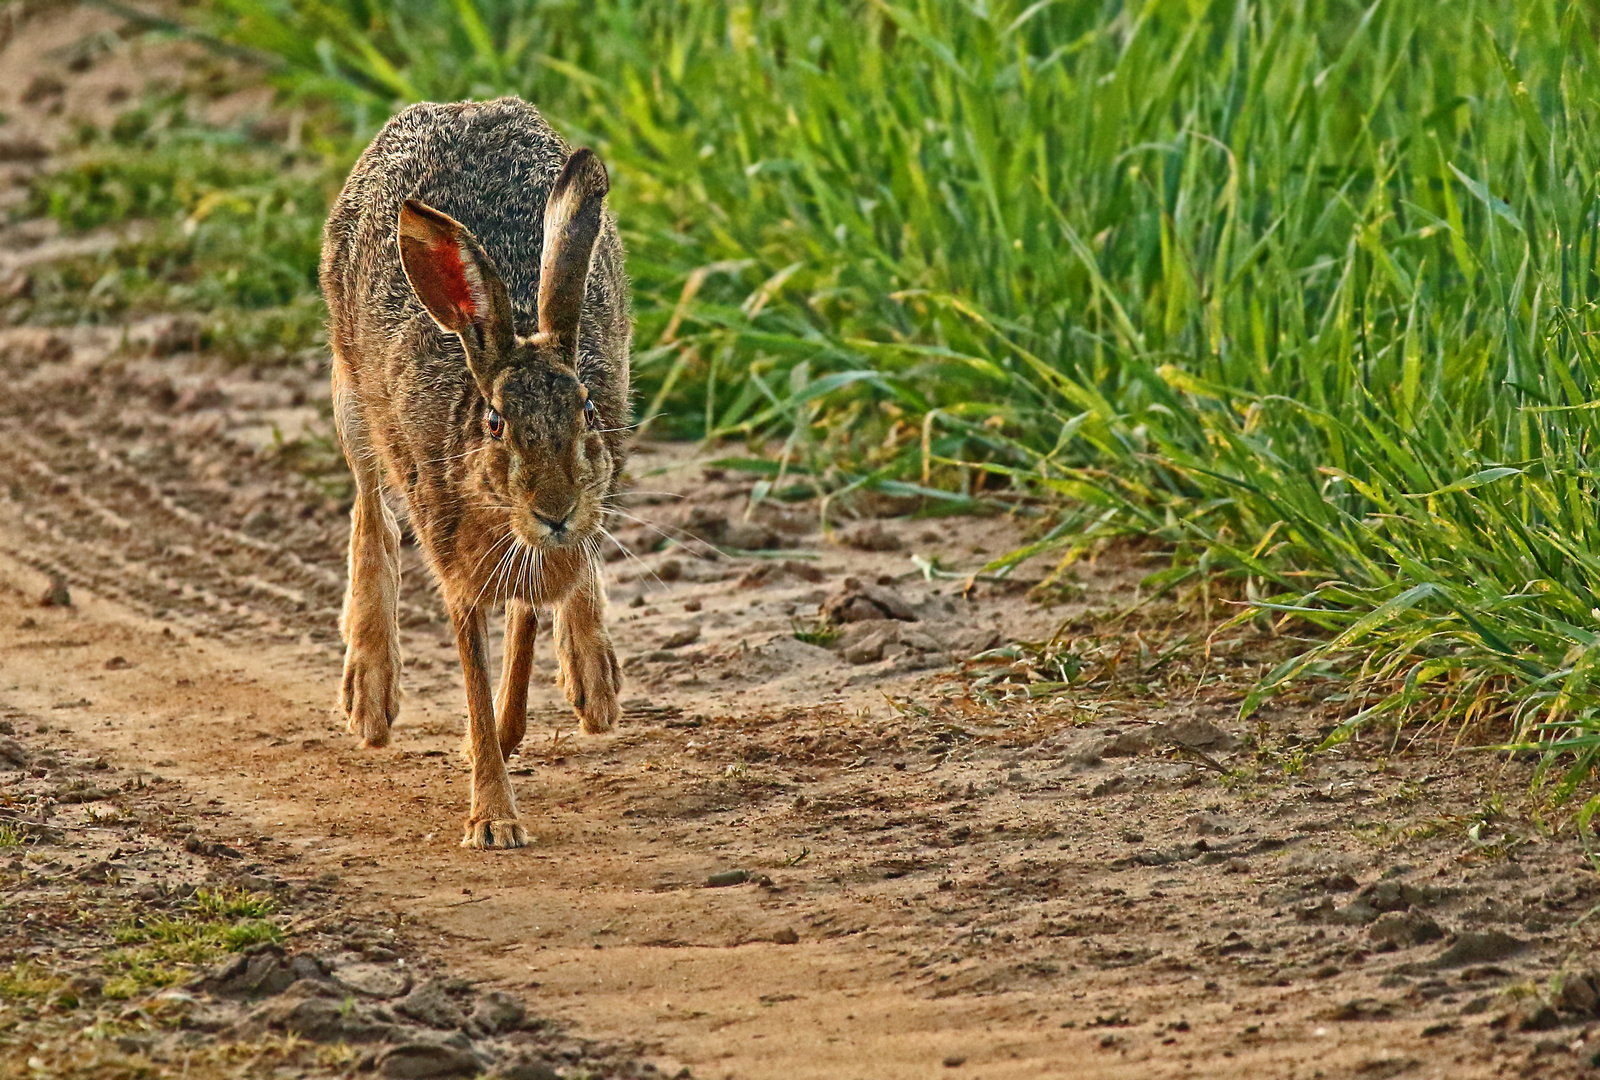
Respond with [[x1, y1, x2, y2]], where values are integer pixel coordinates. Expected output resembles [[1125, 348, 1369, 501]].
[[320, 98, 630, 849]]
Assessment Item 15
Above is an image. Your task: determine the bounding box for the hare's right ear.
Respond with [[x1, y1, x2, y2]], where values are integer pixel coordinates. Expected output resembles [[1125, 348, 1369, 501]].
[[537, 148, 610, 363], [397, 199, 515, 391]]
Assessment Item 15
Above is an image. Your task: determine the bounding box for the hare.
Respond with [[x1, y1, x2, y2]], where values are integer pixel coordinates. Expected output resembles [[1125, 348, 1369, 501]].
[[319, 98, 630, 849]]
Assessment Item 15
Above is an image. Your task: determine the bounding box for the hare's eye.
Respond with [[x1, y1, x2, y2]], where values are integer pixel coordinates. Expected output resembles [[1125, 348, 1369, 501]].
[[485, 408, 505, 439], [582, 399, 597, 428]]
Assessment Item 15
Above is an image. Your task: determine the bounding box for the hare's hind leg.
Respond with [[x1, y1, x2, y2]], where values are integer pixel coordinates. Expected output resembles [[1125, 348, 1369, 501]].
[[494, 599, 536, 759], [555, 569, 622, 735], [334, 373, 401, 748], [452, 601, 527, 849]]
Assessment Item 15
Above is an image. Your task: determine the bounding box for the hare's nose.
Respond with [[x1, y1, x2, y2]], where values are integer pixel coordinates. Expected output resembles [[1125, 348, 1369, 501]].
[[534, 507, 574, 536]]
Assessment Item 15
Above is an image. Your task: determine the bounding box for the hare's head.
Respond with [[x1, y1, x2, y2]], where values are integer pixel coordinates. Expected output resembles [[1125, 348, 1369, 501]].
[[397, 149, 616, 550]]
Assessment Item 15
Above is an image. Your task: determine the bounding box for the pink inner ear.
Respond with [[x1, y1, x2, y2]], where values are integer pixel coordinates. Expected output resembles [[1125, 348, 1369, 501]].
[[430, 236, 478, 320]]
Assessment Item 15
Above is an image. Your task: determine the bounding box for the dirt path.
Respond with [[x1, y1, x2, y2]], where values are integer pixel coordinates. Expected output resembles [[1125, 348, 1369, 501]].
[[1, 335, 1598, 1080], [4, 7, 1600, 1078]]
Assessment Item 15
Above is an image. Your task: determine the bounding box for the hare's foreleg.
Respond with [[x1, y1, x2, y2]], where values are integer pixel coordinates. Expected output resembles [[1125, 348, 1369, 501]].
[[334, 377, 401, 748], [452, 601, 527, 849], [554, 571, 622, 735], [494, 599, 536, 759]]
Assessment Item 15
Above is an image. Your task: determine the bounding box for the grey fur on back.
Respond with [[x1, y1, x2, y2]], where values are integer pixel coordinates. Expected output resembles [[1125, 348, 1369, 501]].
[[320, 97, 630, 443]]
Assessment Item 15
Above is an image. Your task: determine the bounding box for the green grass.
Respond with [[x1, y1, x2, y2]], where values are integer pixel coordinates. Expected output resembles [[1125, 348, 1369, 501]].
[[792, 619, 840, 648], [193, 886, 277, 920], [26, 0, 1600, 800], [102, 889, 282, 999], [0, 962, 65, 1001], [14, 96, 333, 363]]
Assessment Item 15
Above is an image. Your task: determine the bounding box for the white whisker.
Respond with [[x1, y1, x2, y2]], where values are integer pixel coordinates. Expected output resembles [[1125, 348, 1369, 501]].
[[423, 444, 488, 467], [501, 542, 524, 604], [601, 507, 684, 546], [475, 536, 520, 611], [517, 539, 535, 601], [600, 490, 685, 501], [469, 527, 516, 579], [598, 525, 668, 592]]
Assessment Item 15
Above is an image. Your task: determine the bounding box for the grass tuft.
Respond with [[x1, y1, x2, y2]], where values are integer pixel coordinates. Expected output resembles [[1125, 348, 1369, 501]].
[[101, 890, 283, 998], [0, 962, 65, 1001], [792, 619, 840, 648], [194, 887, 276, 920]]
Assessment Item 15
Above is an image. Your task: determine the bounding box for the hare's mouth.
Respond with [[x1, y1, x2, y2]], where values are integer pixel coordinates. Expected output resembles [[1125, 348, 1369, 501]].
[[514, 506, 590, 549]]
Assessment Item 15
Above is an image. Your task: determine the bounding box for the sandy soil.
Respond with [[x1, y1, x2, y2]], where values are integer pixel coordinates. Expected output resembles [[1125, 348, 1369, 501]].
[[5, 6, 1600, 1080]]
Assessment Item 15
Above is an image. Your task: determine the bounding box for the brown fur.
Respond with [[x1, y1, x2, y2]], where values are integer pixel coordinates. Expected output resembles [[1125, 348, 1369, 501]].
[[320, 98, 631, 849]]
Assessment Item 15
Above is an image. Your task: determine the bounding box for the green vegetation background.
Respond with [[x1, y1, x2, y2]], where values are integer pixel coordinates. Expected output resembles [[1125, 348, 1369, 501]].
[[17, 0, 1600, 796]]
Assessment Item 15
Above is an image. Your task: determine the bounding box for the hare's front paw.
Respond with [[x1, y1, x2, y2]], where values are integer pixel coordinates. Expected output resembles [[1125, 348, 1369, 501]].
[[558, 634, 621, 735], [341, 647, 399, 748], [461, 817, 528, 849]]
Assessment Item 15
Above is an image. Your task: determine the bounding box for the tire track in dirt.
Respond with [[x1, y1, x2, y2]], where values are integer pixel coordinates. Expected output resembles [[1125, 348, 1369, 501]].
[[0, 339, 443, 645], [5, 435, 321, 626], [1, 424, 336, 639]]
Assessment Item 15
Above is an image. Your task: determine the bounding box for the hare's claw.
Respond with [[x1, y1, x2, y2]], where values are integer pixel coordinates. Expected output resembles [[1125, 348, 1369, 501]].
[[462, 817, 527, 849], [341, 649, 398, 748], [558, 634, 621, 734]]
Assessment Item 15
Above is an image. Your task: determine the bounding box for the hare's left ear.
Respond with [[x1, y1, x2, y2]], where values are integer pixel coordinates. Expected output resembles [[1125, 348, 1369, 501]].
[[397, 199, 516, 394], [536, 148, 609, 363]]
